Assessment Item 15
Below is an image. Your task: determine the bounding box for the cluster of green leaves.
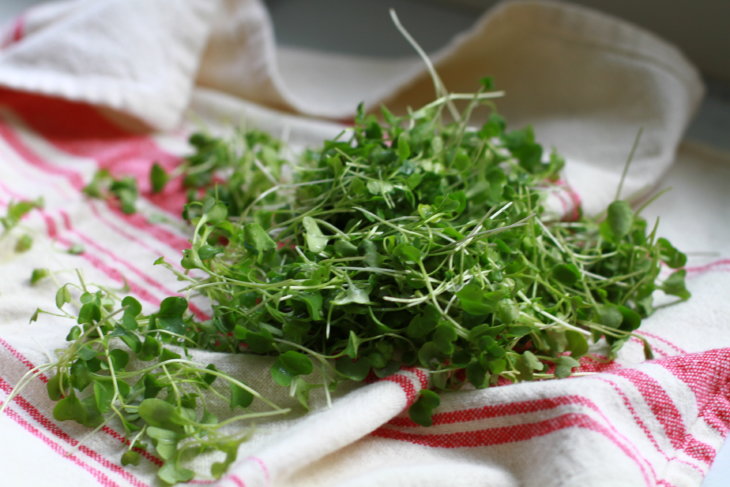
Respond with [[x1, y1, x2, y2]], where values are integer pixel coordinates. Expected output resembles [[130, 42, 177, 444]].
[[161, 88, 688, 421], [15, 84, 690, 481], [83, 169, 139, 214], [180, 131, 287, 216], [82, 133, 288, 223], [0, 198, 43, 253], [16, 279, 289, 484]]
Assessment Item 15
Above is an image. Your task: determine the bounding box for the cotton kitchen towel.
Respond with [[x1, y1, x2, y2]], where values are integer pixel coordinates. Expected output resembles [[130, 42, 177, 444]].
[[0, 1, 728, 487]]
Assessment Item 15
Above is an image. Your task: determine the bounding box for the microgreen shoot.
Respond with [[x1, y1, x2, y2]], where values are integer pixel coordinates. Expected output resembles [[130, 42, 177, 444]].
[[0, 198, 43, 232], [83, 169, 139, 214], [30, 268, 49, 285], [0, 198, 43, 253]]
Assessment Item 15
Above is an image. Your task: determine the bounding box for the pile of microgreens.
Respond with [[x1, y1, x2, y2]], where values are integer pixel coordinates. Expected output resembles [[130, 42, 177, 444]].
[[2, 79, 690, 485]]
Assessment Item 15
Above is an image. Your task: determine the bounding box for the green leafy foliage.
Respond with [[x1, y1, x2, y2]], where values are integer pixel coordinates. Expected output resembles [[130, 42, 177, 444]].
[[150, 163, 169, 194], [30, 268, 49, 285], [0, 198, 43, 254], [67, 243, 85, 255], [14, 233, 33, 253], [271, 351, 313, 386], [657, 237, 687, 269], [18, 81, 690, 482], [0, 198, 43, 231], [409, 389, 441, 426], [606, 200, 634, 241], [662, 270, 691, 300], [83, 170, 139, 214], [26, 278, 288, 484]]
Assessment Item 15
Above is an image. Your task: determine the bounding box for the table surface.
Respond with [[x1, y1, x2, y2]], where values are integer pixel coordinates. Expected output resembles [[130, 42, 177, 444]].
[[1, 1, 729, 485]]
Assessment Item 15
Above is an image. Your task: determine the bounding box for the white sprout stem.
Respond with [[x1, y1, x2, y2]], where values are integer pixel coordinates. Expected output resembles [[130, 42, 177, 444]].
[[517, 290, 591, 337], [615, 127, 644, 201], [489, 201, 513, 220], [383, 295, 430, 305], [535, 308, 591, 337], [536, 218, 567, 255], [353, 207, 423, 238], [253, 157, 278, 185], [389, 9, 460, 121], [211, 408, 292, 429], [241, 178, 335, 219], [419, 92, 505, 113], [453, 216, 531, 253]]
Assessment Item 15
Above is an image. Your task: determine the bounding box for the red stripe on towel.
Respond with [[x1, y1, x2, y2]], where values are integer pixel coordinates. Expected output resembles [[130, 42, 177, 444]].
[[388, 394, 611, 428], [0, 87, 188, 214], [0, 155, 209, 320], [0, 15, 24, 49], [0, 378, 148, 487], [612, 367, 716, 465], [0, 405, 120, 487], [0, 337, 163, 467], [634, 331, 687, 356], [0, 98, 190, 251], [373, 411, 654, 486], [595, 375, 707, 476], [684, 259, 730, 276], [658, 349, 730, 436]]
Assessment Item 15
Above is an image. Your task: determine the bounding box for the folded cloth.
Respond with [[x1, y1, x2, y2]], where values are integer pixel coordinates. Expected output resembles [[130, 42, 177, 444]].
[[0, 1, 728, 486]]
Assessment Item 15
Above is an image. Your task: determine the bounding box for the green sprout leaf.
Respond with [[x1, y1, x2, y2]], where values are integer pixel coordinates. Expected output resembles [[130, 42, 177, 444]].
[[121, 296, 142, 330], [0, 198, 43, 231], [552, 264, 581, 286], [156, 297, 188, 334], [554, 355, 581, 378], [657, 237, 687, 269], [409, 389, 441, 427], [303, 216, 329, 253], [67, 243, 85, 255], [150, 163, 169, 193], [271, 351, 313, 387], [158, 462, 194, 484], [138, 399, 183, 432], [46, 373, 65, 401], [77, 294, 102, 325], [121, 450, 141, 466], [331, 283, 371, 306], [93, 380, 115, 413], [393, 243, 421, 263], [606, 200, 633, 240], [229, 383, 254, 409], [243, 222, 276, 254], [109, 177, 139, 214], [14, 233, 33, 253], [335, 357, 370, 381], [662, 270, 691, 300], [30, 268, 49, 285], [457, 283, 493, 315]]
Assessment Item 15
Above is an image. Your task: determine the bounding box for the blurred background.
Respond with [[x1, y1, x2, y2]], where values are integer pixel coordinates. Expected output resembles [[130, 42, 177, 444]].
[[266, 0, 730, 79], [1, 0, 728, 149], [1, 0, 728, 484], [266, 0, 730, 150]]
